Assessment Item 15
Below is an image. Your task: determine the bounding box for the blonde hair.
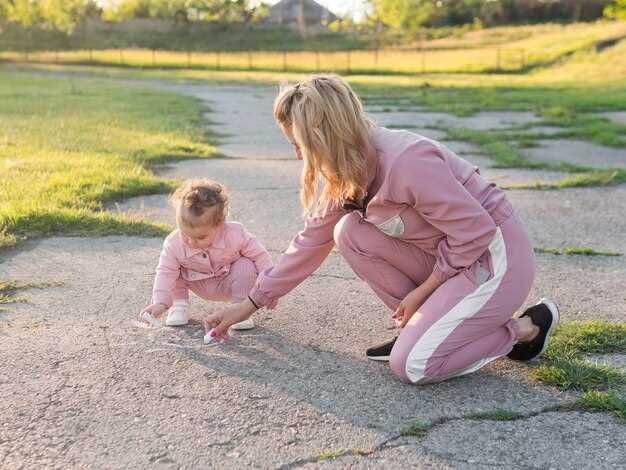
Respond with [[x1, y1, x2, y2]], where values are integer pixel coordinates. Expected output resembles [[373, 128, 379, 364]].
[[273, 74, 374, 214], [170, 179, 229, 228]]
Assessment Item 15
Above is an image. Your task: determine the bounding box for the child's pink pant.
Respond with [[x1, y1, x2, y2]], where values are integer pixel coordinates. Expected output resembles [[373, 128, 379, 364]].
[[172, 257, 258, 304], [334, 212, 535, 384]]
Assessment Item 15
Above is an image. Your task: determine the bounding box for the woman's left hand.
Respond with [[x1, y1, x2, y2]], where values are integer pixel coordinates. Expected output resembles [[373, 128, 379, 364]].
[[392, 287, 429, 328]]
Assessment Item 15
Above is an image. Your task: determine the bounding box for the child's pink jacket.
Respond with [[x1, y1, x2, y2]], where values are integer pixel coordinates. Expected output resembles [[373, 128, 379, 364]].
[[152, 221, 273, 307], [249, 126, 513, 309]]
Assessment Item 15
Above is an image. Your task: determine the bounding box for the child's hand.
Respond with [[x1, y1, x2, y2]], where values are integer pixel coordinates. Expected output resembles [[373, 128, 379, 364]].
[[139, 303, 168, 321]]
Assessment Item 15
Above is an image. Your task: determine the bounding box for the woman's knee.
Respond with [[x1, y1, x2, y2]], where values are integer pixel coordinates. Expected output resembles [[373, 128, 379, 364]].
[[389, 344, 414, 384], [389, 332, 440, 385]]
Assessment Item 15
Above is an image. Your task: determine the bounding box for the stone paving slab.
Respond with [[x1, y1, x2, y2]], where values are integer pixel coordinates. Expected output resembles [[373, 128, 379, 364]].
[[118, 155, 626, 252], [508, 186, 626, 253], [169, 84, 543, 160], [170, 84, 294, 160], [419, 412, 626, 469], [598, 111, 626, 125], [480, 168, 571, 186], [1, 236, 581, 469], [112, 155, 626, 322], [521, 139, 626, 169], [368, 110, 540, 131], [504, 125, 565, 136]]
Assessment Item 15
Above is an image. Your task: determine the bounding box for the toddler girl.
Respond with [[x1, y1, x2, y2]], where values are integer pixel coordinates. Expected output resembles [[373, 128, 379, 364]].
[[138, 179, 272, 337]]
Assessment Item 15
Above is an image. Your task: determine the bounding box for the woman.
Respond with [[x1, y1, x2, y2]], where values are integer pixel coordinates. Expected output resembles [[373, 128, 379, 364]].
[[204, 74, 559, 385]]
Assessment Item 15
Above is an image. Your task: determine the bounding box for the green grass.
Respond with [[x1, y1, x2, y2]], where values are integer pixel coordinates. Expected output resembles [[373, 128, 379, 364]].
[[443, 127, 626, 189], [399, 421, 431, 438], [537, 110, 626, 148], [574, 391, 626, 421], [0, 71, 216, 249], [318, 450, 346, 460], [505, 171, 626, 190], [533, 358, 625, 391], [532, 321, 626, 393], [465, 409, 525, 421], [0, 279, 63, 310], [544, 321, 626, 359], [534, 247, 622, 256]]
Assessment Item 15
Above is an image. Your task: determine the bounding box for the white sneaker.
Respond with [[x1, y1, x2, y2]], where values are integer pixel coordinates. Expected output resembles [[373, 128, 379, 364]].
[[165, 300, 189, 326], [231, 318, 255, 330]]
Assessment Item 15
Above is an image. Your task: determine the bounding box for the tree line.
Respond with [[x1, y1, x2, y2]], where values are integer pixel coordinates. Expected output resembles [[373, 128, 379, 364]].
[[371, 0, 626, 30], [0, 0, 266, 33]]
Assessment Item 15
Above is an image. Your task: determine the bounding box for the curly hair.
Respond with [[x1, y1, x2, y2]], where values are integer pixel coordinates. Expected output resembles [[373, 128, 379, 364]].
[[170, 179, 229, 228]]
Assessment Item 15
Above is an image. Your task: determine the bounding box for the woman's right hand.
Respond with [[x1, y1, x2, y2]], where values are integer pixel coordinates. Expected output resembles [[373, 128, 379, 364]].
[[203, 298, 257, 338]]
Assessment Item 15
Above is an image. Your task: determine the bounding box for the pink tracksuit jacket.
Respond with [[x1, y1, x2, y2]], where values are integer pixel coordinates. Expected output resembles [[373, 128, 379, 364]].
[[152, 221, 273, 307], [249, 126, 514, 309]]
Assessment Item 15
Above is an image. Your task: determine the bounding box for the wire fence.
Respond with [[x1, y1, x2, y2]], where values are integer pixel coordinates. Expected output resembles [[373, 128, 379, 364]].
[[0, 47, 531, 74]]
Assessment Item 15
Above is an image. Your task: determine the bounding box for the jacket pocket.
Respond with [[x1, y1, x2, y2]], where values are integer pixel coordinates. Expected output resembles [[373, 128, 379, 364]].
[[376, 214, 405, 237]]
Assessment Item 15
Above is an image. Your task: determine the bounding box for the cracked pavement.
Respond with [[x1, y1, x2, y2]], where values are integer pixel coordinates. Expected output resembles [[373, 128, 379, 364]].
[[1, 80, 625, 469]]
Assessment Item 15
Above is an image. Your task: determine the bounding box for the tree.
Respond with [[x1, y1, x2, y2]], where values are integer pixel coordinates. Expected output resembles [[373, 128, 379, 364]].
[[3, 0, 100, 32], [101, 0, 255, 23], [370, 0, 615, 31], [604, 0, 626, 19]]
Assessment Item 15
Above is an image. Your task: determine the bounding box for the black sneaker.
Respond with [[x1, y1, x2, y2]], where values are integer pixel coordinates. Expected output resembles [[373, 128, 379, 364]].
[[366, 336, 398, 362], [507, 298, 560, 361]]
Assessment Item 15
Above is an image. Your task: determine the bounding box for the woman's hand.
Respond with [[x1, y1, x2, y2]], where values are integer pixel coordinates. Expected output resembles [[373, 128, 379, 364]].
[[392, 288, 430, 328], [203, 298, 257, 338], [392, 272, 445, 328]]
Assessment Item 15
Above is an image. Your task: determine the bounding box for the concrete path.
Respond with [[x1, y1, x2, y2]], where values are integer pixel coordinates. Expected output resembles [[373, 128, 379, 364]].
[[2, 79, 625, 469], [521, 139, 626, 169]]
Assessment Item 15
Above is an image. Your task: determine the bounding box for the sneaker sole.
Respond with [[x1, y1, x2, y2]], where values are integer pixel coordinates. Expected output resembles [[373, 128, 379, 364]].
[[366, 355, 390, 362], [536, 297, 560, 357]]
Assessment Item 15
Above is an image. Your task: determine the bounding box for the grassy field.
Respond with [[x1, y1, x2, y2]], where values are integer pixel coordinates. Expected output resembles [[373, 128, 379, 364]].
[[2, 21, 625, 75], [7, 31, 625, 192], [1, 20, 625, 250], [0, 71, 217, 250]]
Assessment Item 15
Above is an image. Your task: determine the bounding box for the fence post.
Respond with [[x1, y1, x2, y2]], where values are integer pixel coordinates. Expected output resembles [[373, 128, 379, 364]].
[[248, 50, 252, 70], [283, 50, 287, 72], [216, 51, 221, 70], [347, 50, 351, 74]]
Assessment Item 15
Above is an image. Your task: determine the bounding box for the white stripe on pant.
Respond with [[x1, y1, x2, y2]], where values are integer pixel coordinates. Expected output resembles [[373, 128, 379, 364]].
[[334, 211, 535, 384], [404, 226, 507, 384]]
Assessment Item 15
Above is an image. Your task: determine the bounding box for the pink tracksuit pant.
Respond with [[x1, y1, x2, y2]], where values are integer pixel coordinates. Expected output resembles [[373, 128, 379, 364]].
[[172, 257, 258, 305], [334, 211, 535, 384]]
